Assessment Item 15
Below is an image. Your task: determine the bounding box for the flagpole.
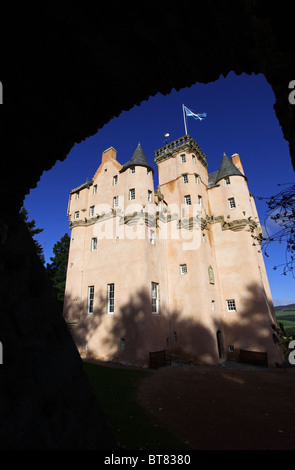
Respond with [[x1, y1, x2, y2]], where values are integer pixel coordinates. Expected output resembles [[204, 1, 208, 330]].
[[182, 104, 188, 135]]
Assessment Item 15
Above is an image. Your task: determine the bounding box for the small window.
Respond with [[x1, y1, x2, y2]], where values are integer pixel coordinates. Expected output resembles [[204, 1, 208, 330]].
[[192, 155, 196, 164], [113, 195, 119, 208], [148, 190, 153, 202], [226, 299, 236, 312], [198, 195, 202, 206], [74, 211, 79, 219], [91, 237, 97, 251], [113, 175, 118, 185], [129, 188, 135, 200], [87, 286, 94, 314], [151, 282, 159, 314], [195, 174, 200, 184], [180, 264, 187, 275], [208, 266, 215, 284], [228, 345, 235, 352], [202, 232, 206, 243], [181, 154, 186, 163], [150, 230, 155, 245], [129, 166, 135, 174], [184, 195, 191, 206], [147, 169, 151, 175], [89, 205, 95, 217], [120, 338, 125, 350], [93, 184, 97, 194], [228, 197, 236, 209], [173, 331, 177, 342], [225, 177, 230, 185], [75, 192, 80, 199], [182, 174, 188, 184], [211, 300, 216, 311], [107, 283, 115, 314]]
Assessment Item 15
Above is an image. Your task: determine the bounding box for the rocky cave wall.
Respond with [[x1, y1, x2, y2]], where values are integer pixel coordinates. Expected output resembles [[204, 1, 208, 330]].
[[1, 1, 295, 449]]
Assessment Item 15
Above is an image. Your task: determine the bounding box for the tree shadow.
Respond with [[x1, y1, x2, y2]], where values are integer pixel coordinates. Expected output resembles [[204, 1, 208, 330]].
[[63, 280, 284, 368]]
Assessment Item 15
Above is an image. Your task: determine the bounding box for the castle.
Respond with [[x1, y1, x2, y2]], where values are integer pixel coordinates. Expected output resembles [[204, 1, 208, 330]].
[[63, 134, 283, 367]]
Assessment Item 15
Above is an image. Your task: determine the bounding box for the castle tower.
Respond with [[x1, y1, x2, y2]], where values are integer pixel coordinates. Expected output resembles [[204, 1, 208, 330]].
[[63, 136, 284, 367]]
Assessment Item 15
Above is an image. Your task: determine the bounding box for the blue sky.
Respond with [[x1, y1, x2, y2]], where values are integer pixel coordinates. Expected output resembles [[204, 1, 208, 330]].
[[23, 72, 295, 306]]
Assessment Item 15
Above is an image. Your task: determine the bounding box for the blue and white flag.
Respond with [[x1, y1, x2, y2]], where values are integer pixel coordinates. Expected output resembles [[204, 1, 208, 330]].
[[184, 106, 207, 121]]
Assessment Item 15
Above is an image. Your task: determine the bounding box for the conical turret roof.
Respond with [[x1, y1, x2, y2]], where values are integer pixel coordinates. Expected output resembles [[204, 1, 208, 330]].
[[119, 142, 154, 173], [215, 153, 245, 183]]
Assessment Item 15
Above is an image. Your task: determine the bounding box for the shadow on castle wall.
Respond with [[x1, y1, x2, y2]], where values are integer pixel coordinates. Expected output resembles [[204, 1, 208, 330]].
[[63, 281, 284, 368]]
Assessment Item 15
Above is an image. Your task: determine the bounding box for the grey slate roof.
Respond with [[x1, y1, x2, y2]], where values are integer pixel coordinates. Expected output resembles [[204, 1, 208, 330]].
[[119, 142, 154, 174], [208, 153, 246, 188]]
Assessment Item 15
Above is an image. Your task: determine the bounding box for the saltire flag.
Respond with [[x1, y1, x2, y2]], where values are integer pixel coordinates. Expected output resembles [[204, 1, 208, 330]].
[[184, 105, 207, 121]]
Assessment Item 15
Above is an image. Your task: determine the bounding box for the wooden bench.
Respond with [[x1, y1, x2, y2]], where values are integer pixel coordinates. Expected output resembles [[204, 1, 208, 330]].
[[238, 349, 268, 367], [149, 350, 171, 369]]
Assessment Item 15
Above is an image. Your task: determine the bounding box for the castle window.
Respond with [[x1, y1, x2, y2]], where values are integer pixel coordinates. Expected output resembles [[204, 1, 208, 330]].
[[130, 166, 135, 174], [198, 195, 203, 206], [113, 195, 119, 208], [151, 282, 159, 314], [228, 197, 236, 209], [182, 174, 188, 183], [148, 190, 153, 202], [91, 237, 97, 251], [208, 266, 215, 284], [89, 205, 95, 217], [195, 174, 200, 183], [150, 230, 155, 245], [184, 195, 191, 206], [93, 184, 97, 194], [173, 331, 177, 342], [113, 175, 118, 185], [180, 264, 187, 275], [211, 300, 216, 311], [192, 155, 196, 163], [74, 211, 79, 219], [129, 188, 135, 200], [87, 286, 94, 314], [147, 169, 151, 175], [181, 154, 186, 163], [226, 299, 236, 312], [75, 192, 79, 199], [225, 177, 230, 185], [202, 232, 206, 243], [107, 283, 115, 314], [120, 338, 125, 350]]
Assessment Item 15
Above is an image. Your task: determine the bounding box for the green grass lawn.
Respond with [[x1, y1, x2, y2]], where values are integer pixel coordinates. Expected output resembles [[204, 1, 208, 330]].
[[275, 309, 295, 335], [83, 361, 191, 451]]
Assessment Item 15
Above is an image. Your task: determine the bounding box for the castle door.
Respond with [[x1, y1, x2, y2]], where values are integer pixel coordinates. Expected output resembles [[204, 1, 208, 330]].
[[216, 330, 225, 361]]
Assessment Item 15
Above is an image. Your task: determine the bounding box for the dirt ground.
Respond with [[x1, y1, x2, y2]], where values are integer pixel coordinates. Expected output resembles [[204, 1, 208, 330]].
[[136, 361, 295, 450]]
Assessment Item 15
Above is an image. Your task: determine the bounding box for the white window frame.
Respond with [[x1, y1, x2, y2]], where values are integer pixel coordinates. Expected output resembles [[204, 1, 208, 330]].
[[211, 300, 216, 311], [87, 286, 94, 314], [184, 195, 191, 206], [129, 166, 135, 174], [192, 155, 196, 164], [113, 195, 119, 208], [228, 197, 236, 209], [180, 264, 187, 275], [113, 175, 118, 185], [129, 188, 135, 200], [182, 174, 188, 184], [74, 211, 79, 219], [198, 195, 202, 207], [89, 205, 95, 217], [151, 282, 159, 314], [225, 177, 230, 185], [195, 174, 200, 184], [75, 191, 80, 199], [107, 283, 115, 314], [148, 190, 153, 202], [226, 299, 236, 312], [181, 154, 186, 163], [91, 237, 97, 251], [93, 184, 97, 194]]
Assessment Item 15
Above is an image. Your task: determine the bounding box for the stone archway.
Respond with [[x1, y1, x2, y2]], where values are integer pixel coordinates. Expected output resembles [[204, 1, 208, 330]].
[[1, 2, 295, 449]]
